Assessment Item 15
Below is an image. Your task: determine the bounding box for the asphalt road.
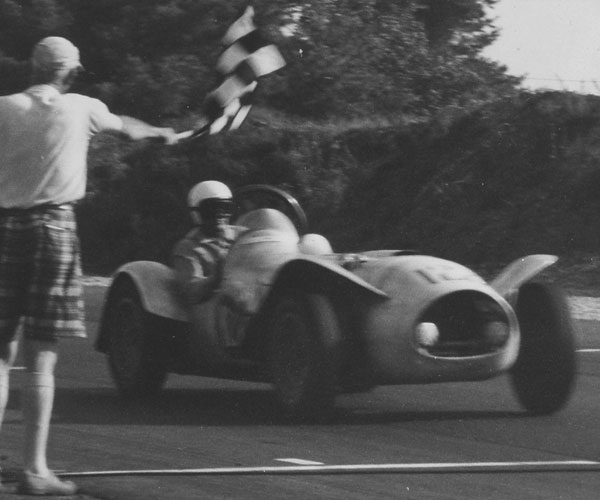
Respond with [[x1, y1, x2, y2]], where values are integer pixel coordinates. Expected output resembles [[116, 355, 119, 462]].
[[1, 284, 599, 499]]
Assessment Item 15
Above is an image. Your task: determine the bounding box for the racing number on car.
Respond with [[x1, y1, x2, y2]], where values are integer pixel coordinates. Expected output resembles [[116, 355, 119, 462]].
[[417, 266, 482, 285]]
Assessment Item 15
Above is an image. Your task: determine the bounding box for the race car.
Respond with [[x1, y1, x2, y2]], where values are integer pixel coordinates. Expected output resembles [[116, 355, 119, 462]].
[[96, 184, 576, 420]]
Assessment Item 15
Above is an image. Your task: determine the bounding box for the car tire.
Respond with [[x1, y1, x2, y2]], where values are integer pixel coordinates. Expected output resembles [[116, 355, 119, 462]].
[[267, 291, 341, 421], [510, 281, 576, 414], [105, 278, 168, 398]]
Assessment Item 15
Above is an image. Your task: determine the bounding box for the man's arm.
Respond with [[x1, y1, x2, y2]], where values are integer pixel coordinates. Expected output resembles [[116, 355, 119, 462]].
[[119, 116, 179, 145], [172, 254, 218, 304]]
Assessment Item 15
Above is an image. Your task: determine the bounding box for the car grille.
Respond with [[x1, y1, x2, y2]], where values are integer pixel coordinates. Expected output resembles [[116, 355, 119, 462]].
[[415, 291, 510, 357]]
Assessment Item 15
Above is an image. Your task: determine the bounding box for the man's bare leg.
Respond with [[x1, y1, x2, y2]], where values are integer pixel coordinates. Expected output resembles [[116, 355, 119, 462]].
[[0, 337, 18, 490], [22, 339, 57, 477], [17, 339, 76, 495], [0, 339, 18, 432]]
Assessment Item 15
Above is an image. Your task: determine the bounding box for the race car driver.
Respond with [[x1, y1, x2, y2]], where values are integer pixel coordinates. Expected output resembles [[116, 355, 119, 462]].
[[171, 180, 244, 305]]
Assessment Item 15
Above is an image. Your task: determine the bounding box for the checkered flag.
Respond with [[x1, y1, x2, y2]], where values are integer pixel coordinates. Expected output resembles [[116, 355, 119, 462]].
[[177, 6, 286, 141]]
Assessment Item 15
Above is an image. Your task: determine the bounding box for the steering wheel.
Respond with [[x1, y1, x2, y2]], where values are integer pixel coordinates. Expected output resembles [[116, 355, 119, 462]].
[[233, 184, 309, 235]]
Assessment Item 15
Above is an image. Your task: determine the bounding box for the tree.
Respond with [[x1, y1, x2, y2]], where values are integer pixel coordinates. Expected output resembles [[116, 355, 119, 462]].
[[251, 0, 518, 119], [413, 0, 520, 110], [416, 0, 498, 49], [0, 0, 523, 270], [63, 0, 234, 118], [0, 1, 518, 118], [0, 0, 73, 93], [256, 0, 429, 118]]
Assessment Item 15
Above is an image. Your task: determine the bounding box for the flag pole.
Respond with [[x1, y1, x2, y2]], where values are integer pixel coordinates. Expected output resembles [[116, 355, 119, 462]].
[[175, 124, 210, 142]]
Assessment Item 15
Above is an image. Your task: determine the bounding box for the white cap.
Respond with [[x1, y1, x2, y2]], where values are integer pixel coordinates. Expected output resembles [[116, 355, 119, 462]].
[[32, 37, 82, 71]]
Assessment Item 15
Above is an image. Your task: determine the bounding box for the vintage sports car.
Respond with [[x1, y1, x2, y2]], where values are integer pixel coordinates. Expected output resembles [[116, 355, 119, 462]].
[[96, 185, 576, 420]]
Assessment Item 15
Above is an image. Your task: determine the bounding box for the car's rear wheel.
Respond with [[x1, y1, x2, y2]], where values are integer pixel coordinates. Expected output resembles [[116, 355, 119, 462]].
[[105, 279, 167, 398], [510, 282, 576, 414], [267, 291, 341, 421]]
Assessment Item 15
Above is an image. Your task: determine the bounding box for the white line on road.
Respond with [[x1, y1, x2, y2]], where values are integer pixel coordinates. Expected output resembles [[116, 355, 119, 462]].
[[54, 460, 600, 478], [276, 458, 325, 466], [576, 349, 600, 353]]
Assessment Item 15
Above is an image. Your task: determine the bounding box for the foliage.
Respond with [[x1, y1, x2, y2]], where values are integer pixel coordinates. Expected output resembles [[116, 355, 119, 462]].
[[255, 0, 519, 118], [0, 0, 527, 271], [331, 92, 600, 266], [0, 0, 518, 118], [261, 1, 427, 118]]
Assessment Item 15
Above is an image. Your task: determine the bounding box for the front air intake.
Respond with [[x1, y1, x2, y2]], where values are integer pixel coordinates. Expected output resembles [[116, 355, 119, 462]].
[[414, 291, 510, 357]]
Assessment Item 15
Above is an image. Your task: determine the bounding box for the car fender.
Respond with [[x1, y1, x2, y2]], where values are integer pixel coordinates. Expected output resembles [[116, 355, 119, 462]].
[[490, 255, 558, 299], [109, 261, 189, 322]]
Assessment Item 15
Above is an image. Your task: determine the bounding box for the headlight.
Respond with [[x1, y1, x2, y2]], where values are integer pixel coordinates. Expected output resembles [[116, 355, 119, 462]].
[[415, 322, 440, 347]]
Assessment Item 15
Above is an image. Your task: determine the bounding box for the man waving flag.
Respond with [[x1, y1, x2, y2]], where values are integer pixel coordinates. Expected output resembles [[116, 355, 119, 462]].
[[178, 6, 286, 140]]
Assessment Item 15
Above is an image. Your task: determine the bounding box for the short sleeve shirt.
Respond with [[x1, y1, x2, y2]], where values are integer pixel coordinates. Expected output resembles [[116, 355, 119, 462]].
[[0, 84, 123, 208]]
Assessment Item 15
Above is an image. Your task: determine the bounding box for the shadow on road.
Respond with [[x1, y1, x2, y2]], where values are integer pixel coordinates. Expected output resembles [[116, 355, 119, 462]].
[[22, 387, 528, 427]]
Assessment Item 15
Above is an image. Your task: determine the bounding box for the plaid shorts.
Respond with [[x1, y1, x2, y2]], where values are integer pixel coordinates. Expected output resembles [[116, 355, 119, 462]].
[[0, 206, 86, 341]]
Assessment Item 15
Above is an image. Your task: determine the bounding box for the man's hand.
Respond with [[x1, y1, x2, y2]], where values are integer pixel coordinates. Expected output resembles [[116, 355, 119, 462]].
[[120, 116, 179, 145], [154, 127, 179, 146]]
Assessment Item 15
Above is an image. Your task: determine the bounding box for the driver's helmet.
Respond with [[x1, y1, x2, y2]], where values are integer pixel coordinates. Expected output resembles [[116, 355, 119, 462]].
[[187, 181, 234, 225]]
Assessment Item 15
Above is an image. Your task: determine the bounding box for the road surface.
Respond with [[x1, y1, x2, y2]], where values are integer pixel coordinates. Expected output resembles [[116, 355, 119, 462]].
[[0, 284, 598, 499]]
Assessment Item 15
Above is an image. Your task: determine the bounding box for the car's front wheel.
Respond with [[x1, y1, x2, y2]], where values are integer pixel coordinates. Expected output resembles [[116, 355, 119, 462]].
[[105, 278, 167, 398], [267, 291, 341, 421], [510, 281, 576, 414]]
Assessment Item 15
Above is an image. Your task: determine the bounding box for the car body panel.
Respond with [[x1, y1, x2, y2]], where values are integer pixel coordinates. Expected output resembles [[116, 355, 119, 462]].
[[104, 251, 521, 386], [349, 255, 520, 383], [112, 261, 188, 322]]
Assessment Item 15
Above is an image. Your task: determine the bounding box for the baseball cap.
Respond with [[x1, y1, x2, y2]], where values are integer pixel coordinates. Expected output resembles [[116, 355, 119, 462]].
[[31, 36, 82, 71]]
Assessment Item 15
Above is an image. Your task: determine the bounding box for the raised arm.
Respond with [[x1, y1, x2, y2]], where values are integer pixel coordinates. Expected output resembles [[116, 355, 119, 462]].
[[119, 116, 179, 144]]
